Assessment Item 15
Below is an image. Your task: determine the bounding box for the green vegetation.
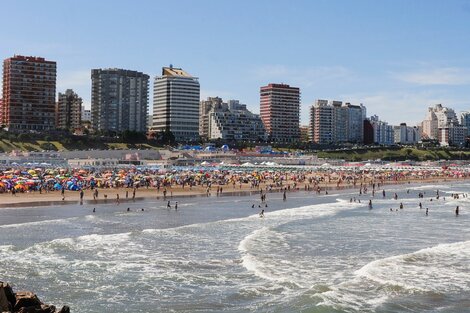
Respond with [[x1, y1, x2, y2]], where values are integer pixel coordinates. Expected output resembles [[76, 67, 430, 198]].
[[317, 147, 470, 161], [0, 138, 164, 152]]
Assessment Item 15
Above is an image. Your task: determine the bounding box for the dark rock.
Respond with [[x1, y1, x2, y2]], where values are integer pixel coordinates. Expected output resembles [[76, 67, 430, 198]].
[[57, 306, 70, 313], [14, 291, 42, 311], [0, 281, 16, 311], [0, 283, 68, 313]]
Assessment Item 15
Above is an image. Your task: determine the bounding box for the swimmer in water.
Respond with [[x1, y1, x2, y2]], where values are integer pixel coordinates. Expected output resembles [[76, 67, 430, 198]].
[[259, 209, 265, 218], [456, 206, 459, 216], [93, 208, 96, 213], [127, 207, 130, 212]]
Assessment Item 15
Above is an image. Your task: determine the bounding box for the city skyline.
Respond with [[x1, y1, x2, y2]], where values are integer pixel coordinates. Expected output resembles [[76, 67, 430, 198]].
[[1, 0, 470, 126]]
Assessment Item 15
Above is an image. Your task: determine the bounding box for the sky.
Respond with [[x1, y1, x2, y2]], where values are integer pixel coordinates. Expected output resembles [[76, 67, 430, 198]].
[[1, 0, 470, 126]]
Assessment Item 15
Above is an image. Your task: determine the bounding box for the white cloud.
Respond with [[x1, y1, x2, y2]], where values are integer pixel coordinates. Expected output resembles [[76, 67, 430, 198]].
[[395, 67, 470, 85]]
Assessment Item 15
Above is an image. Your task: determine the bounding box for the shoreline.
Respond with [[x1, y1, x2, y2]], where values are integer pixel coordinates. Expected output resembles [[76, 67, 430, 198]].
[[0, 176, 467, 209]]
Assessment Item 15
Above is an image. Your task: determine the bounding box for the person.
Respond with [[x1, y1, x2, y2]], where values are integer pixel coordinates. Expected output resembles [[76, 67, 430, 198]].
[[456, 206, 459, 216], [93, 208, 96, 213], [127, 207, 130, 212], [419, 202, 422, 209], [116, 194, 120, 204], [141, 208, 144, 211], [425, 208, 429, 216], [175, 202, 178, 210], [167, 201, 171, 209], [252, 204, 255, 208], [283, 190, 286, 201], [259, 209, 265, 218], [368, 199, 373, 209], [399, 203, 403, 209], [80, 190, 84, 200]]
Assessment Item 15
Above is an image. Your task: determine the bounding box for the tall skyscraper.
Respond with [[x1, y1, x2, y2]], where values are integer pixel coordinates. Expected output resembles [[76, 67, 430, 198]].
[[152, 66, 200, 142], [56, 89, 82, 130], [2, 55, 56, 131], [260, 83, 300, 143], [91, 68, 149, 133]]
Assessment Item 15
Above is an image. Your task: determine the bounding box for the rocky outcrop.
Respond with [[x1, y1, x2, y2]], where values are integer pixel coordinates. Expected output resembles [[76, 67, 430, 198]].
[[0, 282, 69, 313]]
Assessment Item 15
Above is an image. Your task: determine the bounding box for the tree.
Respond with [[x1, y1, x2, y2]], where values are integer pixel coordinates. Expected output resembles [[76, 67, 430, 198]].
[[156, 130, 175, 145]]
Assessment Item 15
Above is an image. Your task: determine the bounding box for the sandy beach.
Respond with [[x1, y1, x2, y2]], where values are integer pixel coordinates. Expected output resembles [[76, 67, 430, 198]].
[[1, 173, 467, 208]]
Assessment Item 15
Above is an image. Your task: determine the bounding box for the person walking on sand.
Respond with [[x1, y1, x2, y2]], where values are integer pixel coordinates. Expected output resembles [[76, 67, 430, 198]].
[[116, 194, 120, 204]]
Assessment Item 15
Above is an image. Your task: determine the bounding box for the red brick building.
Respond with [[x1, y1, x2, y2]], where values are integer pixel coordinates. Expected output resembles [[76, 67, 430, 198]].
[[260, 83, 300, 143], [2, 55, 56, 131]]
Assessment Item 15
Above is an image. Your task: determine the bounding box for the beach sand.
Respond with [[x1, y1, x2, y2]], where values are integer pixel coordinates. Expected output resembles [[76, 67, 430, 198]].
[[0, 175, 465, 208]]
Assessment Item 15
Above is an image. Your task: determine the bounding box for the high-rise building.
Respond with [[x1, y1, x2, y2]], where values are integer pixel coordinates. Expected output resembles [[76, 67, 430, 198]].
[[309, 100, 334, 144], [199, 97, 224, 140], [2, 55, 56, 131], [393, 123, 420, 144], [369, 115, 394, 145], [207, 99, 266, 141], [309, 100, 366, 144], [260, 83, 300, 143], [421, 104, 458, 139], [152, 66, 200, 142], [460, 112, 470, 136], [91, 68, 149, 133], [81, 107, 91, 122], [345, 103, 366, 143], [56, 89, 82, 130]]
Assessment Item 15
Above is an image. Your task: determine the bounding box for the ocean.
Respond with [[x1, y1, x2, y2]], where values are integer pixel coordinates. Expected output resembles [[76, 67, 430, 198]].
[[0, 182, 469, 313]]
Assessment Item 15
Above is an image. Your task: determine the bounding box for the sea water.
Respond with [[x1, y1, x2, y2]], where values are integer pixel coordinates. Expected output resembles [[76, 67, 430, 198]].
[[0, 182, 469, 313]]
